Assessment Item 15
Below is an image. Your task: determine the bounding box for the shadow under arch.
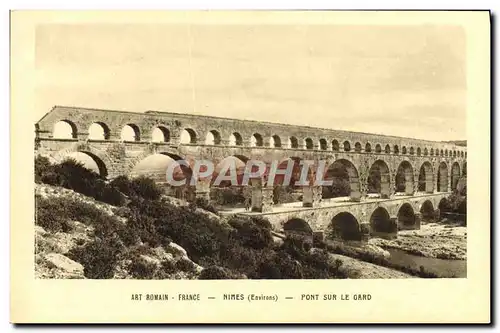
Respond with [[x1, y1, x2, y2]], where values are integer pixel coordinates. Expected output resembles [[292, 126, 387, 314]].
[[369, 206, 397, 239], [328, 212, 362, 241]]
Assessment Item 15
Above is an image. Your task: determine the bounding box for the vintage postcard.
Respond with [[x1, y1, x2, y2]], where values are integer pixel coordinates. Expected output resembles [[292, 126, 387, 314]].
[[10, 10, 490, 323]]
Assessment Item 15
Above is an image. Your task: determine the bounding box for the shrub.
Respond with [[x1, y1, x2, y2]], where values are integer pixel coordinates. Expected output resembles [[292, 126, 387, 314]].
[[198, 266, 233, 280], [228, 216, 273, 250], [193, 197, 218, 214], [175, 258, 196, 273], [129, 256, 158, 279], [67, 237, 123, 279]]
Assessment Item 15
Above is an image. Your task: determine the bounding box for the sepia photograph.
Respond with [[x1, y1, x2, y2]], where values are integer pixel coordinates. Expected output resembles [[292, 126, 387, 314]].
[[10, 10, 490, 323]]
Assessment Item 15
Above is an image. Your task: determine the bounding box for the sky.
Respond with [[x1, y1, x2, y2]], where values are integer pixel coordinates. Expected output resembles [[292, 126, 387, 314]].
[[35, 23, 466, 141]]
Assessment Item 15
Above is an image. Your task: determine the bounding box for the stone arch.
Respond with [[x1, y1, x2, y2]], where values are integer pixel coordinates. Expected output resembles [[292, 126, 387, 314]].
[[417, 161, 434, 193], [343, 141, 351, 152], [451, 162, 461, 191], [419, 200, 435, 222], [121, 124, 141, 142], [461, 151, 465, 158], [213, 155, 249, 187], [289, 136, 299, 149], [305, 138, 314, 150], [323, 158, 361, 201], [397, 202, 416, 229], [229, 132, 243, 146], [430, 148, 434, 156], [151, 126, 170, 143], [453, 151, 457, 158], [423, 148, 428, 156], [365, 142, 372, 153], [395, 160, 414, 195], [437, 162, 449, 192], [54, 144, 112, 178], [205, 130, 222, 145], [251, 133, 264, 147], [417, 147, 421, 156], [409, 147, 415, 155], [367, 159, 391, 198], [283, 218, 313, 240], [52, 120, 78, 139], [402, 146, 407, 154], [462, 161, 467, 176], [438, 198, 449, 220], [271, 135, 282, 148], [440, 149, 444, 156], [332, 140, 340, 152], [329, 212, 362, 241], [319, 138, 328, 150], [129, 151, 192, 188], [354, 142, 362, 152], [445, 149, 449, 157], [375, 144, 382, 153], [394, 145, 400, 154], [179, 128, 196, 144], [88, 122, 111, 140], [369, 207, 397, 236], [384, 144, 391, 154], [274, 156, 305, 188]]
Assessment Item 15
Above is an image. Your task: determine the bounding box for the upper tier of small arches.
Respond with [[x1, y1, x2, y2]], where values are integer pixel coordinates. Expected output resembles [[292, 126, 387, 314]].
[[48, 119, 467, 159]]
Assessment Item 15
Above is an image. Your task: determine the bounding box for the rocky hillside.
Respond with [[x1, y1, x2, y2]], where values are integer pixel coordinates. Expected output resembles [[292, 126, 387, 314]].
[[35, 184, 203, 279]]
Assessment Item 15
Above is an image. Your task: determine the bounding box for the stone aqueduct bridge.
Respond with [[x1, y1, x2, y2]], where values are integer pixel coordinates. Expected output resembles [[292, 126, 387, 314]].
[[35, 106, 467, 240]]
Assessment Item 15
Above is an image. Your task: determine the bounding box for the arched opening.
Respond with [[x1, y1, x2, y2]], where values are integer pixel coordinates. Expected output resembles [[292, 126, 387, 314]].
[[437, 162, 449, 192], [329, 212, 361, 241], [305, 138, 314, 150], [462, 162, 467, 176], [394, 145, 400, 154], [395, 161, 414, 195], [445, 149, 449, 157], [229, 132, 243, 146], [409, 147, 415, 155], [121, 124, 141, 142], [319, 138, 328, 150], [465, 152, 467, 158], [453, 151, 457, 158], [420, 200, 435, 222], [417, 162, 434, 193], [151, 126, 170, 143], [402, 146, 407, 154], [283, 218, 313, 241], [440, 149, 444, 156], [53, 120, 77, 139], [270, 157, 305, 204], [130, 153, 192, 198], [397, 203, 416, 229], [289, 136, 299, 149], [322, 159, 360, 201], [424, 148, 428, 156], [461, 151, 464, 158], [438, 198, 450, 220], [180, 128, 197, 144], [270, 135, 282, 148], [88, 122, 110, 140], [64, 151, 108, 178], [430, 148, 434, 156], [343, 141, 351, 152], [250, 133, 264, 147], [205, 130, 221, 145], [385, 144, 391, 154], [451, 162, 461, 191], [417, 147, 421, 156], [367, 160, 391, 198], [211, 155, 249, 206], [332, 140, 340, 152], [369, 207, 396, 236], [354, 142, 362, 152], [375, 144, 382, 153], [365, 143, 372, 153]]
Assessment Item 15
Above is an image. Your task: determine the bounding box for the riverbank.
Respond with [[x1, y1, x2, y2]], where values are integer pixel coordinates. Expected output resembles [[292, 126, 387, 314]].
[[369, 221, 467, 260], [328, 253, 414, 279]]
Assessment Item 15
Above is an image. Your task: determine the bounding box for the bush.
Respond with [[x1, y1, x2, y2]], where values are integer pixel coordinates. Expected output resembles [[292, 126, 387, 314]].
[[228, 216, 273, 250], [129, 256, 158, 279], [193, 197, 218, 214], [67, 237, 123, 279], [198, 266, 233, 280]]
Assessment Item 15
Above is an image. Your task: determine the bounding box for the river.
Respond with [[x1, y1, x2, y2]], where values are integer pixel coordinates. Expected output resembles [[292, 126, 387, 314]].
[[386, 248, 467, 278]]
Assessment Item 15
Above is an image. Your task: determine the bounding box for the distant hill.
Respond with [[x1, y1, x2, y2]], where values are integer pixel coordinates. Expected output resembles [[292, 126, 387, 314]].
[[443, 140, 467, 147]]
